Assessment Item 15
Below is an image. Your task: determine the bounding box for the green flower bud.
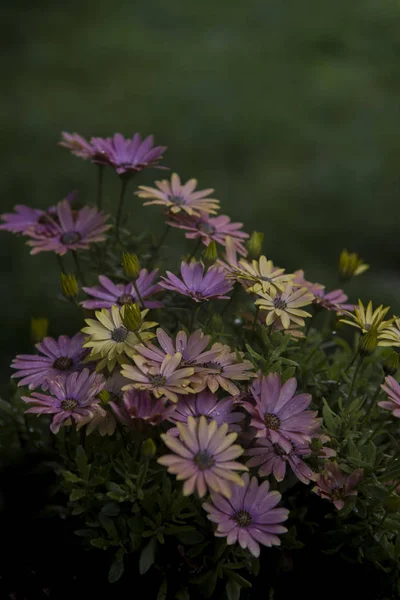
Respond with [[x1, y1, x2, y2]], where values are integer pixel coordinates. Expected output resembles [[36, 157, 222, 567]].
[[338, 249, 369, 281], [141, 438, 156, 457], [122, 252, 140, 279], [122, 302, 142, 332], [247, 231, 264, 259], [61, 273, 79, 299], [99, 389, 111, 405], [358, 330, 378, 357], [202, 240, 218, 268], [383, 351, 400, 376], [31, 317, 49, 343]]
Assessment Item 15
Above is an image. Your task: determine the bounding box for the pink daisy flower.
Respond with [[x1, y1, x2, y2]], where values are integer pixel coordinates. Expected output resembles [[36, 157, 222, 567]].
[[137, 173, 220, 216], [246, 439, 315, 484], [378, 375, 400, 417], [203, 473, 288, 557], [168, 391, 245, 435], [110, 389, 176, 427], [313, 462, 363, 510], [293, 270, 354, 313], [0, 192, 77, 235], [196, 347, 255, 396], [81, 271, 162, 310], [160, 262, 233, 302], [168, 212, 249, 256], [242, 373, 318, 453], [158, 415, 247, 498], [11, 333, 87, 390], [26, 198, 110, 255], [22, 369, 105, 433]]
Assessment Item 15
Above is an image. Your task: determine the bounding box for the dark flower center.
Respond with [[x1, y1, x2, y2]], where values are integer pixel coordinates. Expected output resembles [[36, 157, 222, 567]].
[[260, 275, 271, 282], [273, 297, 287, 310], [204, 361, 222, 373], [264, 412, 281, 431], [118, 293, 134, 305], [38, 213, 53, 224], [330, 486, 345, 500], [111, 326, 129, 342], [53, 356, 73, 371], [61, 398, 78, 411], [61, 231, 82, 245], [149, 374, 167, 386], [169, 195, 186, 205], [194, 451, 214, 471], [234, 510, 253, 527], [197, 222, 216, 235]]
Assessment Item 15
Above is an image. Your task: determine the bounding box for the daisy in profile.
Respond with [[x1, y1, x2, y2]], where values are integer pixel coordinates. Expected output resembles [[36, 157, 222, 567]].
[[110, 389, 176, 427], [59, 131, 100, 160], [378, 376, 400, 417], [246, 439, 315, 484], [255, 283, 314, 330], [168, 212, 248, 256], [137, 173, 220, 216], [237, 256, 294, 293], [160, 261, 233, 302], [378, 317, 400, 347], [26, 198, 110, 255], [158, 416, 247, 498], [340, 300, 393, 340], [293, 270, 354, 313], [196, 347, 255, 396], [11, 333, 87, 390], [203, 473, 288, 557], [82, 305, 157, 370], [313, 462, 363, 510], [82, 271, 162, 310], [22, 369, 105, 433], [121, 353, 195, 403]]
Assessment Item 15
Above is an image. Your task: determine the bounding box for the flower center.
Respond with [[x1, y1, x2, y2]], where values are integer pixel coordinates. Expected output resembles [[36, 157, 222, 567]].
[[204, 361, 222, 373], [61, 231, 82, 245], [194, 451, 215, 471], [260, 275, 271, 282], [61, 398, 78, 411], [234, 510, 253, 527], [53, 356, 73, 371], [111, 326, 129, 342], [118, 293, 134, 305], [273, 297, 287, 310], [264, 412, 281, 431], [331, 486, 345, 500], [197, 222, 216, 235], [149, 374, 167, 386], [169, 195, 186, 206]]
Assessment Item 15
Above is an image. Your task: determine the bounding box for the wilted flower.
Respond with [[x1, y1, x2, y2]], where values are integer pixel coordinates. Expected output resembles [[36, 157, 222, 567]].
[[110, 389, 176, 426], [22, 369, 105, 433], [158, 416, 247, 498], [255, 284, 313, 330], [313, 462, 363, 510], [379, 376, 400, 417], [246, 439, 314, 484], [11, 333, 87, 390], [168, 391, 245, 435], [168, 212, 248, 256], [137, 173, 220, 216], [203, 473, 288, 557], [121, 353, 195, 402], [242, 373, 318, 452], [59, 131, 99, 160], [82, 272, 162, 310], [160, 261, 233, 302], [340, 300, 393, 341], [338, 249, 369, 280]]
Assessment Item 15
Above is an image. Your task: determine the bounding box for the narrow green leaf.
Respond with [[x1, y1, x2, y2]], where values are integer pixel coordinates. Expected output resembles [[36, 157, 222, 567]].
[[226, 580, 241, 600], [108, 553, 125, 583], [139, 537, 157, 575]]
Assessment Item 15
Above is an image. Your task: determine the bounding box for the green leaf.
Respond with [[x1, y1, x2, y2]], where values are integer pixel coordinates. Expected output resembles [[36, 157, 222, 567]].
[[157, 579, 168, 600], [70, 488, 86, 501], [101, 502, 120, 517], [175, 590, 190, 600], [74, 529, 94, 537], [75, 445, 90, 480], [225, 571, 252, 589], [108, 553, 125, 583], [99, 514, 119, 540], [322, 398, 338, 434], [90, 537, 110, 549], [61, 470, 81, 483], [139, 537, 157, 575], [226, 581, 241, 600], [176, 530, 204, 545]]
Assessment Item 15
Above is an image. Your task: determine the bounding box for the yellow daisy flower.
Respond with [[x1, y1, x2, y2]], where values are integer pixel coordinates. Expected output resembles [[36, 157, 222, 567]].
[[371, 316, 400, 347], [255, 284, 314, 329], [340, 300, 393, 339], [233, 255, 294, 293]]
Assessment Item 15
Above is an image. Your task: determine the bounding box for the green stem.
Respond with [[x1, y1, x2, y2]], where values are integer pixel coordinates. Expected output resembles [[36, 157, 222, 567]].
[[189, 305, 201, 331], [362, 377, 384, 423], [72, 251, 86, 286], [97, 164, 105, 210], [347, 356, 363, 403], [221, 284, 239, 316], [188, 239, 202, 262], [252, 306, 260, 335], [132, 278, 145, 310], [115, 178, 128, 240], [57, 254, 66, 274]]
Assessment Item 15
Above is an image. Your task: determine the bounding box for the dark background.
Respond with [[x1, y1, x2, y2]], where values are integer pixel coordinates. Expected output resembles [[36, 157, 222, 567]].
[[2, 0, 400, 387]]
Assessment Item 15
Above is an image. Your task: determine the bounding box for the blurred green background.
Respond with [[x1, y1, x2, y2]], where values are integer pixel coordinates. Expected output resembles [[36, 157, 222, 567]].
[[1, 0, 400, 386]]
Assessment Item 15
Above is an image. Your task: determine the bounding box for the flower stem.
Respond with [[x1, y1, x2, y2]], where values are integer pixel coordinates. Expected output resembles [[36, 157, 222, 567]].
[[148, 224, 171, 269], [347, 356, 363, 403], [56, 254, 66, 274], [252, 306, 260, 334], [188, 239, 202, 262], [72, 251, 86, 286], [115, 178, 128, 240], [189, 304, 201, 331], [97, 164, 104, 210], [362, 377, 384, 423], [132, 278, 145, 310]]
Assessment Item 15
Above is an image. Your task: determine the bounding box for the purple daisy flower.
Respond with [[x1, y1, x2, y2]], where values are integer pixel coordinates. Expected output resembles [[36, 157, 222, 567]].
[[90, 133, 167, 177], [59, 131, 100, 160], [378, 375, 400, 417], [110, 389, 176, 427], [11, 333, 87, 390], [246, 438, 315, 484], [0, 205, 47, 234], [168, 212, 249, 256], [160, 261, 233, 302], [22, 369, 105, 433], [81, 271, 163, 310], [168, 391, 245, 435], [242, 373, 318, 453], [313, 288, 355, 313], [203, 473, 288, 557], [26, 198, 110, 255], [313, 462, 363, 510]]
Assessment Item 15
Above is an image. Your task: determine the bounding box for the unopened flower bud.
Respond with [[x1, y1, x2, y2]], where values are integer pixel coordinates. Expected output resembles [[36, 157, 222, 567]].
[[99, 389, 111, 405], [202, 241, 218, 268], [358, 330, 378, 356], [61, 273, 79, 299], [31, 317, 49, 343], [247, 231, 264, 259], [122, 302, 142, 332], [141, 438, 156, 457], [383, 351, 400, 376], [122, 253, 140, 279], [338, 249, 369, 281]]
